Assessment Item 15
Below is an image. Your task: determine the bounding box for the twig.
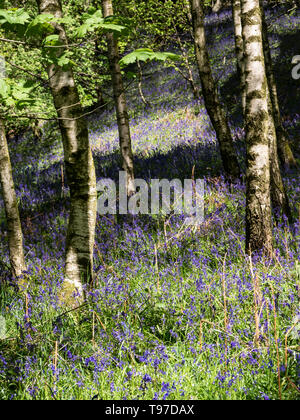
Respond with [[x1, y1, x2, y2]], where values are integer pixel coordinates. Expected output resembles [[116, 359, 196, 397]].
[[0, 37, 97, 50], [137, 60, 150, 107], [2, 98, 113, 121], [5, 60, 48, 84], [0, 37, 25, 45]]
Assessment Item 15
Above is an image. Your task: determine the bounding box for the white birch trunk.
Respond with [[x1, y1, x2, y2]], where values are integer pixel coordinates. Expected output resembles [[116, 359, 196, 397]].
[[232, 0, 246, 114], [36, 0, 97, 305], [241, 0, 273, 254], [0, 118, 26, 277]]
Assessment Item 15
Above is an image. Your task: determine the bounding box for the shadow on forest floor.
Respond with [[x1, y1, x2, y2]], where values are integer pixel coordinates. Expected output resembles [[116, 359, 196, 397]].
[[2, 6, 299, 226]]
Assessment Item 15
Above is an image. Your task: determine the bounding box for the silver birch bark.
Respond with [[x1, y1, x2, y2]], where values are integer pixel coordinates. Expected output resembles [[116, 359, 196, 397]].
[[189, 0, 241, 179], [232, 0, 246, 114], [241, 0, 273, 254], [0, 118, 26, 277], [36, 0, 97, 305], [212, 0, 223, 13], [260, 1, 296, 170], [101, 0, 135, 196], [238, 0, 291, 219]]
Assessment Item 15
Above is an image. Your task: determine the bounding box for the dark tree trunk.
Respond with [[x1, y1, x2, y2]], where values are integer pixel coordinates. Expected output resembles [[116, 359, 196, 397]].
[[260, 1, 296, 170], [102, 0, 135, 196], [189, 0, 241, 180]]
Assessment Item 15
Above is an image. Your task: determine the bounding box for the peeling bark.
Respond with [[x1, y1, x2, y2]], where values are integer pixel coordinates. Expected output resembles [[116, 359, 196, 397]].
[[241, 0, 273, 255], [189, 0, 241, 180], [36, 0, 97, 305], [0, 118, 26, 278], [101, 0, 135, 196]]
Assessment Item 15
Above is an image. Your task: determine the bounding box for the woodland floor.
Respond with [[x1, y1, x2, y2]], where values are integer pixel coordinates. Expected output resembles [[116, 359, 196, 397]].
[[0, 6, 299, 400]]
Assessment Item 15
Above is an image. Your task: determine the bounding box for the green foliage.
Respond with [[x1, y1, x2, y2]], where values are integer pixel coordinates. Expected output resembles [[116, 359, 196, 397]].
[[0, 7, 29, 36], [42, 34, 60, 46], [0, 0, 299, 400], [74, 10, 130, 38], [0, 78, 9, 99], [0, 1, 184, 122], [0, 7, 29, 25], [25, 13, 55, 39], [120, 48, 180, 68], [0, 78, 38, 110], [114, 0, 189, 41]]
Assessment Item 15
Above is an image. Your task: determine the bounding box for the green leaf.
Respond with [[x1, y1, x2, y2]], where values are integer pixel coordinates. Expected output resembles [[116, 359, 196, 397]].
[[0, 8, 30, 26], [100, 22, 128, 33], [74, 9, 103, 37], [154, 52, 179, 62], [74, 11, 129, 38], [0, 79, 10, 98], [57, 16, 74, 26], [43, 34, 61, 46], [120, 48, 181, 68], [12, 84, 33, 101], [15, 99, 36, 110], [22, 80, 37, 89], [74, 22, 91, 38], [57, 52, 74, 70], [0, 77, 38, 110], [25, 14, 55, 38], [126, 71, 137, 79]]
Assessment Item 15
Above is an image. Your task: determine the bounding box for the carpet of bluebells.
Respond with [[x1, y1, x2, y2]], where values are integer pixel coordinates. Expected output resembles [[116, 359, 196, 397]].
[[0, 7, 299, 400]]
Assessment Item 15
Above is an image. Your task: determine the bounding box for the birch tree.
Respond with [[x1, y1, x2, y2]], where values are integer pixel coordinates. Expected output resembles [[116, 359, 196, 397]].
[[235, 0, 291, 219], [260, 1, 296, 170], [189, 0, 241, 179], [212, 0, 223, 13], [241, 0, 273, 254], [0, 118, 26, 277], [232, 0, 246, 114], [36, 0, 97, 304], [101, 0, 135, 196]]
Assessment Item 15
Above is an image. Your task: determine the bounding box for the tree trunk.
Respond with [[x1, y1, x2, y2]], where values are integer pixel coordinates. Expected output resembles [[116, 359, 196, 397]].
[[0, 118, 26, 277], [236, 0, 291, 220], [36, 0, 97, 305], [232, 0, 246, 115], [189, 0, 241, 180], [241, 0, 273, 255], [212, 0, 223, 13], [101, 0, 135, 196], [93, 38, 106, 110], [260, 1, 296, 170], [137, 60, 151, 107], [263, 75, 292, 220], [268, 109, 292, 221]]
